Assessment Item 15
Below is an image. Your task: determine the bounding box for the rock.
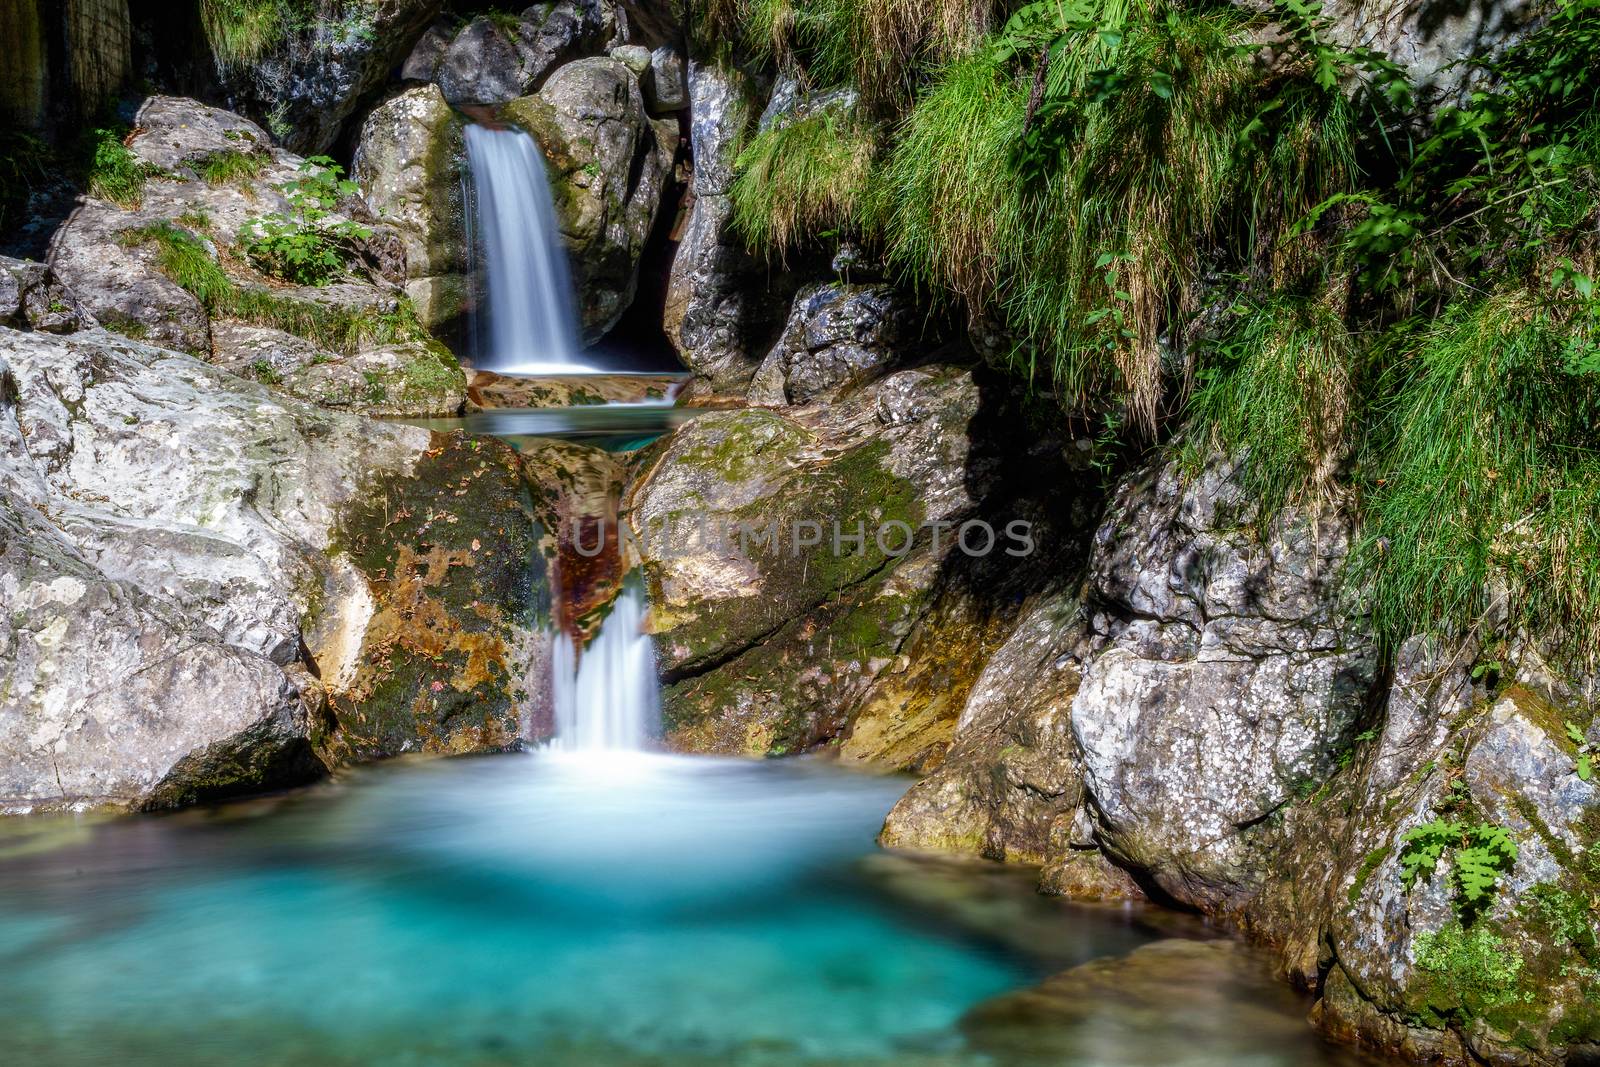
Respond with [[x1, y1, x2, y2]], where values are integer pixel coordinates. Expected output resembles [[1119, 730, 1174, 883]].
[[0, 325, 549, 810], [645, 46, 686, 113], [664, 60, 795, 396], [626, 365, 989, 756], [503, 57, 676, 341], [401, 20, 457, 82], [879, 590, 1096, 871], [747, 283, 918, 405], [1315, 0, 1539, 100], [0, 257, 89, 333], [46, 96, 466, 414], [610, 44, 651, 74], [216, 0, 444, 154], [435, 3, 615, 106], [1069, 455, 1379, 910], [964, 940, 1329, 1065], [352, 84, 466, 282], [284, 338, 467, 417]]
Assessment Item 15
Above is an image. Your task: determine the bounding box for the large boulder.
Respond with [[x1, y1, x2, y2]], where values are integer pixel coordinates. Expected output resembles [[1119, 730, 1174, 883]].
[[352, 84, 468, 332], [0, 257, 90, 333], [215, 0, 444, 154], [626, 364, 995, 755], [47, 96, 466, 418], [434, 2, 617, 106], [747, 283, 919, 405], [1067, 456, 1379, 911], [0, 324, 549, 811], [663, 59, 794, 396], [502, 57, 676, 341]]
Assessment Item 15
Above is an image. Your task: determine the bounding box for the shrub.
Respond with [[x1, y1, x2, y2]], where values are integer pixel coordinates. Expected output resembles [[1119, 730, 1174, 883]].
[[239, 156, 372, 286]]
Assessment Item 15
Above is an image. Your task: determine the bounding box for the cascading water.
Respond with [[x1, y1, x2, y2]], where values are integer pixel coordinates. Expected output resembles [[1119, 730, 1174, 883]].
[[551, 585, 660, 752], [463, 124, 587, 374]]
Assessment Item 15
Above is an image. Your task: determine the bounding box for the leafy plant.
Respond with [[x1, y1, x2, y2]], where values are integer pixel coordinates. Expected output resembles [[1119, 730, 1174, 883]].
[[239, 156, 371, 285], [1400, 816, 1519, 917], [1566, 720, 1595, 781]]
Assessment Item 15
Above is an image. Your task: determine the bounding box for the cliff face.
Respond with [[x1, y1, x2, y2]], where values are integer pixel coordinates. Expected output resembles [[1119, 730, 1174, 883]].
[[0, 0, 131, 132]]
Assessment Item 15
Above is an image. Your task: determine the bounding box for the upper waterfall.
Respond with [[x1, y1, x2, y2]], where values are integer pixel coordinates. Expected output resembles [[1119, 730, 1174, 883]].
[[463, 124, 586, 374]]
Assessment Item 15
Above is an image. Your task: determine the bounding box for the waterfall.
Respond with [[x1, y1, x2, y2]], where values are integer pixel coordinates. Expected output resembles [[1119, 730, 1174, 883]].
[[551, 586, 660, 752], [463, 124, 586, 374]]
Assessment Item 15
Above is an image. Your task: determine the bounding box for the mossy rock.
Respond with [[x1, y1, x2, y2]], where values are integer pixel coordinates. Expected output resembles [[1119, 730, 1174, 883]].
[[320, 432, 546, 762]]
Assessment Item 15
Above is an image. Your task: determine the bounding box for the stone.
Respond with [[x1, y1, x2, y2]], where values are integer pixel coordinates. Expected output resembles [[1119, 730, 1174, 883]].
[[610, 43, 652, 74], [435, 2, 614, 106], [503, 57, 676, 341], [747, 283, 918, 405], [1316, 0, 1539, 100], [0, 325, 548, 810], [664, 60, 796, 396], [0, 257, 89, 333], [401, 20, 456, 82], [626, 365, 988, 756], [1070, 456, 1379, 910], [216, 0, 444, 154], [645, 46, 687, 113], [352, 84, 466, 281], [46, 96, 464, 412]]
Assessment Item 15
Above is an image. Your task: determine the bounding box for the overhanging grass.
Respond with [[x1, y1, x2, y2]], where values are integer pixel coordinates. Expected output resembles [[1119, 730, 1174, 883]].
[[1188, 295, 1355, 510], [1355, 295, 1600, 665], [730, 105, 880, 256], [201, 0, 313, 70]]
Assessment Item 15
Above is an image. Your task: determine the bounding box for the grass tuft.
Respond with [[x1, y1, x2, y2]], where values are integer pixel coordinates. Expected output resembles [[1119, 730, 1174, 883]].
[[198, 148, 268, 185], [730, 104, 879, 257]]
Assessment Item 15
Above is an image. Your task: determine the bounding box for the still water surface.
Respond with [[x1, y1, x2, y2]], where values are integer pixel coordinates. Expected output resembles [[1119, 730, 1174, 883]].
[[0, 753, 1374, 1066]]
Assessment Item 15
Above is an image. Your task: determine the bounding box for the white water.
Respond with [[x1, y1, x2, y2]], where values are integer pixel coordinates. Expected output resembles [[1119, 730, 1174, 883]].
[[464, 124, 588, 374], [551, 585, 660, 752]]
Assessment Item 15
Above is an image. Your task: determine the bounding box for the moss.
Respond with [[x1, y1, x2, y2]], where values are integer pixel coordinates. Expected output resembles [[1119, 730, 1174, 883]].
[[1348, 845, 1392, 905], [322, 434, 546, 763], [1407, 921, 1536, 1030]]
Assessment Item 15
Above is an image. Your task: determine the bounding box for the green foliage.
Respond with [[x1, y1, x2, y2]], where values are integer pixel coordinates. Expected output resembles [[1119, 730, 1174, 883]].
[[1400, 816, 1519, 918], [198, 148, 268, 185], [118, 221, 424, 355], [730, 105, 879, 256], [881, 0, 1356, 431], [87, 127, 150, 207], [239, 156, 371, 286], [249, 358, 283, 385], [1188, 295, 1353, 509], [201, 0, 315, 69], [1565, 720, 1595, 780], [1412, 922, 1531, 1024], [1355, 297, 1600, 664]]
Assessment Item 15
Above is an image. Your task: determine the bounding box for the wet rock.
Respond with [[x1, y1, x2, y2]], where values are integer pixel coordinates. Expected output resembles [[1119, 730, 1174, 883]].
[[0, 257, 89, 333], [503, 57, 676, 341], [216, 0, 443, 154], [435, 2, 615, 106], [0, 325, 544, 810], [284, 338, 467, 417], [468, 370, 678, 408], [747, 283, 918, 405], [627, 365, 987, 756], [1070, 455, 1378, 910]]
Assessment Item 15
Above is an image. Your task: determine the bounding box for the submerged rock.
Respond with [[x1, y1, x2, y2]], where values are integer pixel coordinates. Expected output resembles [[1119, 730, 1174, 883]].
[[503, 57, 677, 341]]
